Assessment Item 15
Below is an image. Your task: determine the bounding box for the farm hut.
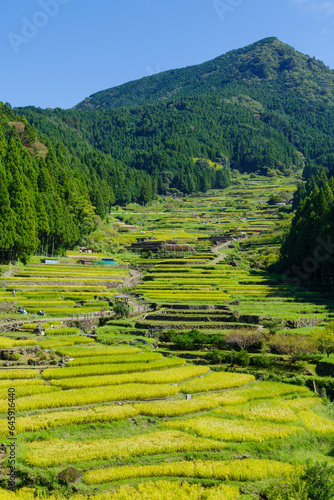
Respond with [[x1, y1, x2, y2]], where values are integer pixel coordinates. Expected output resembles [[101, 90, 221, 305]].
[[78, 259, 94, 266], [40, 259, 59, 265], [114, 294, 130, 305]]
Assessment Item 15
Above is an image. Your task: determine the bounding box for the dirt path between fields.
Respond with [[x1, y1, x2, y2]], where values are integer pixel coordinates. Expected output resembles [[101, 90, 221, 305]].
[[209, 236, 248, 265], [125, 269, 142, 287], [209, 241, 232, 265]]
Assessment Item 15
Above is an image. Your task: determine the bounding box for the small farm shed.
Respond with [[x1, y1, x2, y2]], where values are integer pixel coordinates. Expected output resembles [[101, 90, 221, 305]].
[[78, 259, 94, 266], [40, 259, 59, 265]]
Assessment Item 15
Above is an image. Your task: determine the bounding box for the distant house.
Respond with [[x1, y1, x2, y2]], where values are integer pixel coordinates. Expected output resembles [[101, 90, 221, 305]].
[[79, 247, 95, 253]]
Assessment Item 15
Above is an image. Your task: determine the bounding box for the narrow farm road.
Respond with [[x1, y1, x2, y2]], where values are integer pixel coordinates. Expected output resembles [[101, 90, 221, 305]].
[[209, 236, 248, 265], [125, 269, 142, 287], [209, 241, 232, 265]]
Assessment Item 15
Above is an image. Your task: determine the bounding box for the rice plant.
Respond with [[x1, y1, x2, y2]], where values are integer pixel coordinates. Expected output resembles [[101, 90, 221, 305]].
[[0, 383, 179, 413], [216, 399, 298, 423], [50, 365, 209, 389], [82, 458, 299, 485], [23, 430, 224, 466], [66, 352, 162, 366], [180, 372, 255, 394], [42, 357, 185, 380], [0, 404, 138, 436], [164, 416, 302, 441]]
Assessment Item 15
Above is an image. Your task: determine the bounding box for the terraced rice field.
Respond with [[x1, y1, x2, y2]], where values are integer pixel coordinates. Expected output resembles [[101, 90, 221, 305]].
[[0, 261, 129, 318], [0, 326, 333, 499], [0, 175, 334, 499]]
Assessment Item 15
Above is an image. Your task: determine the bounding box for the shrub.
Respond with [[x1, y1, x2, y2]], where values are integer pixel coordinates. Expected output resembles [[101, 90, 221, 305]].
[[302, 461, 334, 500], [207, 349, 223, 364], [113, 302, 130, 319], [173, 329, 208, 350], [225, 330, 264, 351], [250, 354, 272, 367], [229, 349, 250, 367], [265, 461, 334, 500], [9, 353, 22, 361]]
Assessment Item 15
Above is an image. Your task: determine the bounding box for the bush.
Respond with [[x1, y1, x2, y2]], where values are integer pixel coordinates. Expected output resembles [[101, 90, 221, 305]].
[[303, 461, 334, 500], [211, 335, 227, 349], [265, 461, 334, 500], [9, 352, 22, 361], [250, 354, 272, 368], [229, 349, 250, 367], [113, 303, 130, 319], [316, 360, 334, 377], [207, 349, 223, 364], [173, 330, 208, 350]]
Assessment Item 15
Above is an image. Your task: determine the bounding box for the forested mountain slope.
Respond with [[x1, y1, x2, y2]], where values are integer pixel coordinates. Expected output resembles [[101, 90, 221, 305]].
[[75, 37, 334, 111], [0, 103, 97, 262], [280, 169, 334, 289], [21, 37, 334, 184], [0, 103, 151, 262]]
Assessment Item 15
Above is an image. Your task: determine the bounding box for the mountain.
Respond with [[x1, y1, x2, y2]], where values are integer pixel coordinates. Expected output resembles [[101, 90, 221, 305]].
[[16, 37, 334, 218], [21, 37, 334, 184], [5, 36, 334, 263], [74, 37, 334, 111]]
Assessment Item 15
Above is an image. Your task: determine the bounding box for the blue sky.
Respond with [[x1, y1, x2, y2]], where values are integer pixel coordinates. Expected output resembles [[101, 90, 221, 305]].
[[1, 0, 334, 109]]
